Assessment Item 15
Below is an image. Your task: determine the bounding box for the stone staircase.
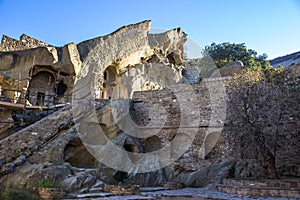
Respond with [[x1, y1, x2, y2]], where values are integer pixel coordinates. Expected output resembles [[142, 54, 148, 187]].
[[218, 178, 300, 198], [64, 185, 159, 199]]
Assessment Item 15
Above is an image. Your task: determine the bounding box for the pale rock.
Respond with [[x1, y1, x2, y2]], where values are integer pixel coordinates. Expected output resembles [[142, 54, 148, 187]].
[[210, 61, 245, 78]]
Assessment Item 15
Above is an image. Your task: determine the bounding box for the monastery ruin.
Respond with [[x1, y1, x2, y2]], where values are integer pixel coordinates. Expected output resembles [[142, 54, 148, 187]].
[[0, 20, 299, 199]]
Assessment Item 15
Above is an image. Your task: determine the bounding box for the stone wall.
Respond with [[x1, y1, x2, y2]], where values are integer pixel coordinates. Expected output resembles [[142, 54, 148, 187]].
[[0, 105, 72, 173], [131, 74, 300, 178], [0, 34, 49, 52], [131, 80, 228, 172]]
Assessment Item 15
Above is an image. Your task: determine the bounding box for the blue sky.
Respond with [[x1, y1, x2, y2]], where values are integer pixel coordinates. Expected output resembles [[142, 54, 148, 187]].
[[0, 0, 300, 59]]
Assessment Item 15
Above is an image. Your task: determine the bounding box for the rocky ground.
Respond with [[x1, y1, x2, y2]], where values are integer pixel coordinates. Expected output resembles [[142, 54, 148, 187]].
[[63, 187, 297, 200]]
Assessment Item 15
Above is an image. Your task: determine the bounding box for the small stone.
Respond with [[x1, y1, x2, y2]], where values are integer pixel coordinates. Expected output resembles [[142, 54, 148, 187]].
[[0, 162, 15, 175], [162, 181, 183, 189], [14, 155, 26, 166]]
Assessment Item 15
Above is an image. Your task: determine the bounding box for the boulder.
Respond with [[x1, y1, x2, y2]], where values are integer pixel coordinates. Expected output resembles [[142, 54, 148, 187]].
[[0, 162, 15, 175], [166, 160, 235, 188], [61, 172, 97, 192], [14, 155, 27, 166], [211, 61, 245, 78]]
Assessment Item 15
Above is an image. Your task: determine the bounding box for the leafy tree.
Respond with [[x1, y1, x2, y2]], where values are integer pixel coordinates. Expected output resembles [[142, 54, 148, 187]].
[[226, 66, 299, 179], [203, 42, 270, 69]]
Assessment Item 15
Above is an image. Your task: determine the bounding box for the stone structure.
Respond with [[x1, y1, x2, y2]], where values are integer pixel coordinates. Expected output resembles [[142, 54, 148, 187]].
[[0, 34, 50, 52], [0, 21, 185, 103], [0, 69, 298, 191], [0, 20, 186, 135], [0, 20, 299, 198]]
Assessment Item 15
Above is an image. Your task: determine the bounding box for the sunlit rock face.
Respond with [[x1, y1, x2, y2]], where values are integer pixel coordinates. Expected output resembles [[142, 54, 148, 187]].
[[0, 20, 186, 107], [0, 20, 191, 190]]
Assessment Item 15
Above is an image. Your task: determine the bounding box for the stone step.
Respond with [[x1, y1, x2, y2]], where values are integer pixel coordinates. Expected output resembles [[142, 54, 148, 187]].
[[66, 192, 112, 199], [64, 192, 153, 199], [88, 187, 103, 193], [223, 178, 300, 188], [218, 185, 300, 198], [139, 187, 168, 192]]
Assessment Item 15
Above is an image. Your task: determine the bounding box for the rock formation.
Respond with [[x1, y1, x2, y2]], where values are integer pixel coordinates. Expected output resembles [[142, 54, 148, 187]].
[[210, 61, 245, 78], [0, 20, 186, 136], [0, 20, 186, 104]]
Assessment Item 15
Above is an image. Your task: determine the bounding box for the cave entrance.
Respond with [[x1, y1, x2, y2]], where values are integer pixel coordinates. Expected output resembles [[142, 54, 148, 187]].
[[123, 140, 140, 163], [102, 66, 117, 99], [56, 80, 67, 97], [144, 136, 162, 152], [64, 138, 98, 168], [55, 80, 68, 104], [123, 143, 139, 153]]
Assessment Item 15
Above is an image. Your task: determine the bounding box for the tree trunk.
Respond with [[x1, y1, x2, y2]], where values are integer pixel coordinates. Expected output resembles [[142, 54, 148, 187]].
[[254, 131, 279, 179], [263, 148, 279, 179]]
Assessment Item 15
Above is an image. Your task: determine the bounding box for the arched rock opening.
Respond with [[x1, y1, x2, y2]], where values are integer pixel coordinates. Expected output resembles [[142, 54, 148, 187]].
[[102, 66, 117, 99], [204, 132, 221, 159], [64, 137, 98, 168], [143, 136, 162, 152], [56, 80, 67, 97]]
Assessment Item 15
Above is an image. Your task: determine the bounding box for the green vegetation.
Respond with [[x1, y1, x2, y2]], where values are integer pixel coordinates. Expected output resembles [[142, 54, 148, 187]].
[[0, 188, 39, 200], [37, 179, 57, 188], [203, 42, 271, 69]]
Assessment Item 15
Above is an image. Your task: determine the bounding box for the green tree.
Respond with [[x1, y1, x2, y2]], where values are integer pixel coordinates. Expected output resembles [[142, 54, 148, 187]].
[[203, 42, 270, 69]]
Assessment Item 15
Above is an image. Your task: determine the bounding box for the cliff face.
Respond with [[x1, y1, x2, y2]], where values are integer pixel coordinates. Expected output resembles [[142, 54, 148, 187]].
[[0, 20, 187, 134], [0, 20, 186, 103], [270, 50, 300, 68]]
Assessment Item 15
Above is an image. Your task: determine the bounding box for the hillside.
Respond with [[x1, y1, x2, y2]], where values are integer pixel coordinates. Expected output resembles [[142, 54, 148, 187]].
[[270, 50, 300, 68]]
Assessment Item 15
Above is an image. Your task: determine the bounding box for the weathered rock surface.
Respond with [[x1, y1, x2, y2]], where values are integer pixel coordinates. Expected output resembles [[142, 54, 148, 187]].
[[0, 46, 58, 73], [148, 28, 187, 65], [211, 61, 245, 77], [13, 155, 27, 166], [1, 34, 50, 52], [0, 19, 187, 110], [54, 43, 82, 76], [77, 20, 153, 71], [0, 162, 15, 175]]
